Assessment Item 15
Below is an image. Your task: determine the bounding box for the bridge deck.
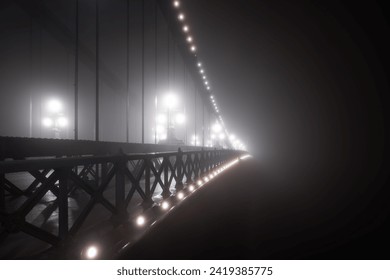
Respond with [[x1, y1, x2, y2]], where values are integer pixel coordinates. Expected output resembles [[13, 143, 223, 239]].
[[120, 157, 390, 259]]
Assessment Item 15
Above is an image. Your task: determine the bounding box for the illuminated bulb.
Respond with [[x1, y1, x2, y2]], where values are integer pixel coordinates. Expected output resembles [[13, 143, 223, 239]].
[[164, 94, 178, 109], [197, 180, 203, 186], [42, 117, 53, 127], [189, 185, 195, 192], [204, 177, 209, 182], [57, 116, 68, 127], [136, 216, 145, 226], [212, 123, 222, 133], [190, 45, 196, 52], [197, 62, 202, 67], [161, 201, 170, 210], [178, 13, 185, 21], [183, 25, 189, 32], [173, 1, 180, 8], [207, 86, 210, 90], [187, 36, 193, 43], [200, 69, 204, 74], [177, 192, 184, 200], [47, 99, 62, 113], [85, 246, 98, 259]]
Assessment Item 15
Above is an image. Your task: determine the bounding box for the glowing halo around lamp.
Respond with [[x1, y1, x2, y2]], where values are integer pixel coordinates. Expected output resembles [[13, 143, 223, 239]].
[[84, 246, 99, 259], [136, 216, 145, 226]]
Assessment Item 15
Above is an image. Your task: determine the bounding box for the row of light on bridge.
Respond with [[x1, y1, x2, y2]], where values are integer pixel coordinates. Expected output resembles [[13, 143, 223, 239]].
[[82, 155, 251, 259], [173, 2, 211, 98], [172, 1, 246, 151]]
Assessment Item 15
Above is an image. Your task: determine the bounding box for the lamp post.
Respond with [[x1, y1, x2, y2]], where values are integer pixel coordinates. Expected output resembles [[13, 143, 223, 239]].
[[156, 94, 185, 145], [42, 99, 68, 139], [212, 121, 223, 148]]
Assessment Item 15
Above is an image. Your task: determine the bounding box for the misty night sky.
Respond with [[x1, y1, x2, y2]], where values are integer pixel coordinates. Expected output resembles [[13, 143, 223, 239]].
[[121, 0, 390, 259], [185, 0, 390, 248], [184, 0, 388, 158], [180, 0, 390, 190]]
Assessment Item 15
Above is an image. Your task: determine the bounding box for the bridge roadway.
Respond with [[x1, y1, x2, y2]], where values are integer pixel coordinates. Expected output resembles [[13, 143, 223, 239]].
[[119, 157, 390, 259]]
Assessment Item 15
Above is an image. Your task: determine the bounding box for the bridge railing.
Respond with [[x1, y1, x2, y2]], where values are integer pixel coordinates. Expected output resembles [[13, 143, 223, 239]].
[[0, 148, 243, 257]]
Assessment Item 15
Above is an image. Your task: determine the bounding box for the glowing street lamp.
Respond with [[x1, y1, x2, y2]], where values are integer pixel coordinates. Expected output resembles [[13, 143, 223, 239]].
[[212, 123, 222, 133], [57, 116, 68, 127], [47, 99, 62, 113], [158, 93, 186, 145], [164, 94, 178, 109], [42, 118, 53, 128], [191, 134, 199, 146], [42, 99, 68, 139]]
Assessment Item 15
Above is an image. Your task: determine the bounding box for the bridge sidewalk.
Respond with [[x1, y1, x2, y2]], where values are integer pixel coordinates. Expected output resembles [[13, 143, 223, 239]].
[[120, 157, 390, 259]]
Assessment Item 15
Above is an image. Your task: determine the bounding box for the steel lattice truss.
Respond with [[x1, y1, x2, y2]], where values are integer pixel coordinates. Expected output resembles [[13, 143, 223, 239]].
[[0, 149, 239, 256]]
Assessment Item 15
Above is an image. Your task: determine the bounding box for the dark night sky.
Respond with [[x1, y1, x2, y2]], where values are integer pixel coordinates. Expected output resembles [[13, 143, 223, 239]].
[[181, 0, 389, 183], [121, 0, 390, 259], [184, 0, 390, 241]]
